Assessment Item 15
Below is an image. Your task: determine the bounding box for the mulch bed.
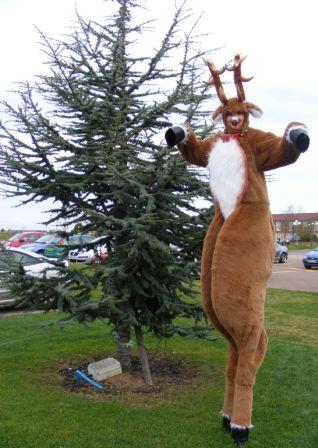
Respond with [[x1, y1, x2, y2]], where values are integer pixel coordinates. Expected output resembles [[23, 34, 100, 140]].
[[58, 354, 198, 399]]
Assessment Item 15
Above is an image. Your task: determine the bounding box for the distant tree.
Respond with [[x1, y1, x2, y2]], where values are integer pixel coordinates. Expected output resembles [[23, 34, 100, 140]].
[[0, 0, 217, 384], [298, 227, 317, 243], [282, 204, 304, 236], [283, 204, 304, 216]]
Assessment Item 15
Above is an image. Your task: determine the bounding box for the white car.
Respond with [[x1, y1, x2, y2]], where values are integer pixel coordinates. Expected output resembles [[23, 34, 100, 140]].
[[274, 242, 289, 263], [0, 247, 65, 309], [68, 237, 108, 264]]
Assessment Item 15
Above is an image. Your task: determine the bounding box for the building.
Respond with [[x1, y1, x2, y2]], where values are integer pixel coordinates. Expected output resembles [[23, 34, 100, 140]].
[[272, 213, 318, 240]]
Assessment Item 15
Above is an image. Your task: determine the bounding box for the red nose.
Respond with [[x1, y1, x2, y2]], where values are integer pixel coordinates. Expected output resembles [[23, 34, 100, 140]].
[[232, 120, 238, 126]]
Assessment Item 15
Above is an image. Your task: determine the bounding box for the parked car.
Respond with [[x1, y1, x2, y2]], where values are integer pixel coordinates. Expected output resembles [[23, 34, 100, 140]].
[[302, 247, 318, 269], [44, 234, 95, 259], [4, 230, 47, 248], [0, 247, 63, 309], [280, 235, 300, 245], [22, 233, 64, 255], [274, 242, 288, 263], [68, 237, 109, 264]]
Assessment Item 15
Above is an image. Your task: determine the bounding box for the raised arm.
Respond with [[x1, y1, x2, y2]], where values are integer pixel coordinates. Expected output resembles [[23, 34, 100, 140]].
[[165, 124, 219, 167], [251, 122, 309, 172]]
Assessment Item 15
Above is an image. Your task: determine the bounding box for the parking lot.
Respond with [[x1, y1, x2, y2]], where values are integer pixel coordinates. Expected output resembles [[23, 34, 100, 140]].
[[269, 249, 318, 292]]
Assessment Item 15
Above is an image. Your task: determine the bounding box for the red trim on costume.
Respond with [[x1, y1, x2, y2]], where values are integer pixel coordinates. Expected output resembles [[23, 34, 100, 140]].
[[235, 139, 249, 207], [222, 133, 240, 142]]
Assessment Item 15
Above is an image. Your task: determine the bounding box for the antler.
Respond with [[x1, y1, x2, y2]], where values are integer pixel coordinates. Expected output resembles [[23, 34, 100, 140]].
[[203, 58, 227, 104], [226, 54, 253, 102]]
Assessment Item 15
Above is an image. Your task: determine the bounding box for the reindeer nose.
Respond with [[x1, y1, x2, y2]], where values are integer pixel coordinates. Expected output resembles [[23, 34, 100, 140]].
[[231, 115, 239, 126]]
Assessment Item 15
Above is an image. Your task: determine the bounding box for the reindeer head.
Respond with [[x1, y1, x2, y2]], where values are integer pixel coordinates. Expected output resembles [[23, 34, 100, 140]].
[[204, 54, 263, 134]]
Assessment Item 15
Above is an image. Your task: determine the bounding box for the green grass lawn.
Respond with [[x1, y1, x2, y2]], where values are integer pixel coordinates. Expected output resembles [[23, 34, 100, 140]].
[[288, 243, 317, 250], [1, 288, 318, 448]]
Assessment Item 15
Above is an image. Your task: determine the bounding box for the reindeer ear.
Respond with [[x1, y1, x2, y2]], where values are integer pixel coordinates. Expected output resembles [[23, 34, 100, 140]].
[[212, 105, 224, 123], [246, 102, 263, 118]]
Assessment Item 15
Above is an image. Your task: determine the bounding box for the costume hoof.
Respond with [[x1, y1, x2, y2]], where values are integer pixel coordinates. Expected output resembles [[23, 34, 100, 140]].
[[222, 415, 231, 432], [231, 427, 249, 445]]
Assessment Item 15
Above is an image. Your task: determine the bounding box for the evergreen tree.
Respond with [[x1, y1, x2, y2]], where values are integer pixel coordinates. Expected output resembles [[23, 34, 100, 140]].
[[0, 0, 217, 384]]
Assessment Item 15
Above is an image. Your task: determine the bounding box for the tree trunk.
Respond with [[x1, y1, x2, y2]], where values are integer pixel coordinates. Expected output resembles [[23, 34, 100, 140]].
[[115, 320, 132, 371], [134, 325, 153, 385]]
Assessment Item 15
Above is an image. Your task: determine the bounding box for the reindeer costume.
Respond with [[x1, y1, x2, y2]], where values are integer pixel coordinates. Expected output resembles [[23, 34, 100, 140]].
[[165, 55, 309, 446]]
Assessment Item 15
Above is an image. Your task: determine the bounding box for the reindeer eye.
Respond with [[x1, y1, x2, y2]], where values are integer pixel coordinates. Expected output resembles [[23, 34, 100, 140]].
[[237, 111, 243, 116], [226, 112, 232, 117]]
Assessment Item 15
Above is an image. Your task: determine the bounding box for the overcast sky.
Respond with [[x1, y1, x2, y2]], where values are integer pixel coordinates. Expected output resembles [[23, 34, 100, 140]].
[[0, 0, 317, 230]]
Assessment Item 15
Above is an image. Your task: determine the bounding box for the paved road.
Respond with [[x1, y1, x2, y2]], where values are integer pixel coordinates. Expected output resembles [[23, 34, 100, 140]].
[[268, 249, 318, 292], [0, 310, 44, 318]]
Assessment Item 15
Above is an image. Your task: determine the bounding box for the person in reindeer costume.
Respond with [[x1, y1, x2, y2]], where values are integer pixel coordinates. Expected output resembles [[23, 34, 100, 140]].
[[165, 54, 310, 447]]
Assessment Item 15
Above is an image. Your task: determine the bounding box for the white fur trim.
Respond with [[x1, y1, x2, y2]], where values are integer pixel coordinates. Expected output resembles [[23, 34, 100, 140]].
[[248, 107, 263, 118], [220, 412, 231, 419], [208, 138, 247, 220], [286, 124, 308, 144], [230, 423, 254, 430]]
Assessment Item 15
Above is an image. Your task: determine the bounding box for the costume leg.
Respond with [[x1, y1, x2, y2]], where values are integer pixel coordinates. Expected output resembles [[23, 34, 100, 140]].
[[209, 204, 273, 442], [201, 211, 234, 343], [222, 343, 238, 422], [231, 327, 268, 443]]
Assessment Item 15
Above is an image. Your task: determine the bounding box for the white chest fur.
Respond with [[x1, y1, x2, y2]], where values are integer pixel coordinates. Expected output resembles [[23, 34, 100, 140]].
[[207, 138, 247, 219]]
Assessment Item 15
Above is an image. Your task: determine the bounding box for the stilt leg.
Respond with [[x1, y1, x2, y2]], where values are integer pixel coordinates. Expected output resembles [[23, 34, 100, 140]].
[[230, 327, 268, 443], [200, 215, 235, 344], [222, 343, 238, 419]]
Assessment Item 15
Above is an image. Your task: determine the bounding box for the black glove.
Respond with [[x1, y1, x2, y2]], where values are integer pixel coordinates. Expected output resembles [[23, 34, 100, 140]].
[[289, 128, 310, 153], [165, 126, 186, 147]]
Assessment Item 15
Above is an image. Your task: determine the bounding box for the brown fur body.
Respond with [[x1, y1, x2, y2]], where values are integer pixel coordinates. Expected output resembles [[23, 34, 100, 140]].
[[178, 125, 302, 427]]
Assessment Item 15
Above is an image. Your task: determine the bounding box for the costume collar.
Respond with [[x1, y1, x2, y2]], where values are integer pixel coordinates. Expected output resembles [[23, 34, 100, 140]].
[[222, 133, 240, 142]]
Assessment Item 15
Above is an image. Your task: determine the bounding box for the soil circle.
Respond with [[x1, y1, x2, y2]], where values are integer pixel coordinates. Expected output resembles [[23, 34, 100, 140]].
[[58, 353, 198, 400]]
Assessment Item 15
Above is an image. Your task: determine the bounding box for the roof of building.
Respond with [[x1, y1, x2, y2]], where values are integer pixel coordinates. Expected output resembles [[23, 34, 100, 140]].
[[272, 213, 318, 222]]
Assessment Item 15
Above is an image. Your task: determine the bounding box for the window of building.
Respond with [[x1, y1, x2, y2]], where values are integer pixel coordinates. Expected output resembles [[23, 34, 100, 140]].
[[275, 221, 281, 232], [288, 221, 293, 231]]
